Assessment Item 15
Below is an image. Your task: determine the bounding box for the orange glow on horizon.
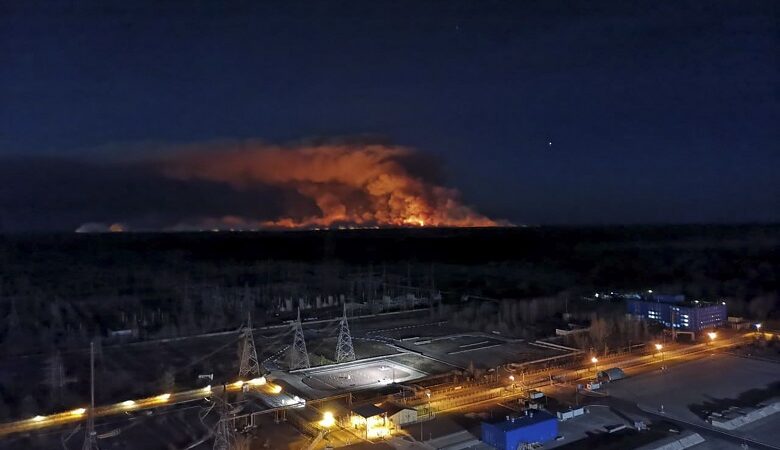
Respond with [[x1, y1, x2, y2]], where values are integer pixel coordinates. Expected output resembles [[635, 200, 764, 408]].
[[160, 143, 502, 229]]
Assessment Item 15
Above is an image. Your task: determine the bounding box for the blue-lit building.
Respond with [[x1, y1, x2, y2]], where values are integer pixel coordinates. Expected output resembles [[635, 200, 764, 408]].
[[626, 294, 726, 332], [481, 411, 558, 449]]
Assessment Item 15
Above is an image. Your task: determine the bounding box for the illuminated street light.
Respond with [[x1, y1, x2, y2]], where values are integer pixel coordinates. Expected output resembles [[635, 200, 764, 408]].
[[654, 344, 665, 369], [591, 356, 598, 374], [70, 408, 86, 416], [156, 393, 171, 402], [319, 411, 335, 428], [707, 332, 717, 348], [121, 400, 136, 408], [31, 415, 45, 422]]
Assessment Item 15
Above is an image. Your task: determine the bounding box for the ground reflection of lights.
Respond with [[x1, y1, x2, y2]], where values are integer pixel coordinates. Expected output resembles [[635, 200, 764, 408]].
[[350, 414, 392, 439]]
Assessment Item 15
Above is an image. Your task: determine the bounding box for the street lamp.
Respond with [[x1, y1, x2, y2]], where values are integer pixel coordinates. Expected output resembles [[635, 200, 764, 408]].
[[707, 332, 717, 346], [591, 356, 598, 374], [420, 390, 432, 440], [508, 375, 515, 391], [655, 344, 664, 369], [655, 343, 666, 414]]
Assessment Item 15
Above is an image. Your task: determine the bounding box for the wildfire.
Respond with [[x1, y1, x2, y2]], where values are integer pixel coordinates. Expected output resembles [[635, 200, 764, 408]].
[[159, 141, 501, 229]]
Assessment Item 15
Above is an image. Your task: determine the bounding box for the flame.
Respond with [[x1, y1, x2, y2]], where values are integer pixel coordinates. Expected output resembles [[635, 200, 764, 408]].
[[160, 141, 500, 229]]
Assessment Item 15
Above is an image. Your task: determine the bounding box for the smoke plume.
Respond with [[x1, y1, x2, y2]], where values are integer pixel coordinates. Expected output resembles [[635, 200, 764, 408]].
[[158, 141, 499, 229]]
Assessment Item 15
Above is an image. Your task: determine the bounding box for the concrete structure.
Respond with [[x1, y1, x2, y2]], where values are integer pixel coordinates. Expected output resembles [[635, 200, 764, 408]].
[[480, 411, 558, 449], [635, 432, 705, 450], [626, 294, 726, 332], [382, 404, 418, 427], [556, 407, 586, 421], [709, 401, 780, 430]]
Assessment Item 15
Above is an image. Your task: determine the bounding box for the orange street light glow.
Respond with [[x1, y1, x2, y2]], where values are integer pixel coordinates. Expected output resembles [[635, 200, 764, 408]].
[[70, 408, 87, 416], [156, 394, 171, 402]]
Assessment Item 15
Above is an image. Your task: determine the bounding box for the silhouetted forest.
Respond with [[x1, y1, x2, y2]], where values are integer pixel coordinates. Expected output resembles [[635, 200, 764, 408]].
[[1, 225, 777, 354]]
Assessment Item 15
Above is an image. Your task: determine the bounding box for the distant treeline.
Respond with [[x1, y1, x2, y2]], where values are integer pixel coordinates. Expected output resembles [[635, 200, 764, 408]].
[[0, 225, 778, 351]]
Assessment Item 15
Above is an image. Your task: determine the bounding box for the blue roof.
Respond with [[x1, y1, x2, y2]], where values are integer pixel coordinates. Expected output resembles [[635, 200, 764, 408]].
[[486, 410, 556, 431]]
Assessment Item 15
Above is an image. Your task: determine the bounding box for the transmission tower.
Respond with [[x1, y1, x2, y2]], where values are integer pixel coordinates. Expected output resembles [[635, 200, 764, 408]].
[[238, 313, 262, 379], [290, 308, 310, 370], [335, 304, 355, 363], [82, 341, 99, 450], [212, 392, 234, 450]]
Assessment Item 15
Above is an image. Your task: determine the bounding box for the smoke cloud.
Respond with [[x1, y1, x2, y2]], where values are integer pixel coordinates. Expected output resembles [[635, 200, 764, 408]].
[[157, 140, 499, 229], [0, 140, 501, 231]]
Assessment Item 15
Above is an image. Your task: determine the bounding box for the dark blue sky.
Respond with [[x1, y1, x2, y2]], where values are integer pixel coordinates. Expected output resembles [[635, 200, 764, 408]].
[[1, 0, 778, 229]]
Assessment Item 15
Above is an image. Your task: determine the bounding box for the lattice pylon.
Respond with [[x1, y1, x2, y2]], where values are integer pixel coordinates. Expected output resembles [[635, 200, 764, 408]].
[[290, 308, 310, 370], [335, 304, 355, 363], [212, 392, 233, 450], [239, 313, 262, 379]]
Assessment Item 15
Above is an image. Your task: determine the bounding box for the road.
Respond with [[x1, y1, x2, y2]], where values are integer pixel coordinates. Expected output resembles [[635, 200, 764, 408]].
[[405, 333, 748, 415], [0, 377, 290, 438], [0, 332, 752, 441]]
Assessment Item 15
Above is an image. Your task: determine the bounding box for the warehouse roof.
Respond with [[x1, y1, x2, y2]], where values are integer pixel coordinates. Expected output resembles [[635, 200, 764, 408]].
[[380, 403, 416, 416], [485, 410, 555, 431], [353, 404, 384, 418]]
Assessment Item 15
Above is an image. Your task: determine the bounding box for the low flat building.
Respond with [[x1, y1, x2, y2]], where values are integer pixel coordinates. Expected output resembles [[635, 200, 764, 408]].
[[481, 410, 558, 449], [381, 404, 418, 427]]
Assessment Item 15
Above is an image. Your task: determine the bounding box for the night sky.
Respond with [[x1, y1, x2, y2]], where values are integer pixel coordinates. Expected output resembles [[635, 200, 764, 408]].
[[1, 1, 778, 231]]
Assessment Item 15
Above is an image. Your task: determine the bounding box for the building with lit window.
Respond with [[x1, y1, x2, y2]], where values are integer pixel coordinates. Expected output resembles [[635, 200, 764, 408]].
[[626, 294, 726, 332]]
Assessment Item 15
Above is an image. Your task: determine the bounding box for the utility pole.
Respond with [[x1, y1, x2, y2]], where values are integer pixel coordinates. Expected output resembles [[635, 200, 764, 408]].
[[238, 313, 261, 379], [335, 304, 355, 363], [82, 341, 99, 450], [290, 308, 310, 369]]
